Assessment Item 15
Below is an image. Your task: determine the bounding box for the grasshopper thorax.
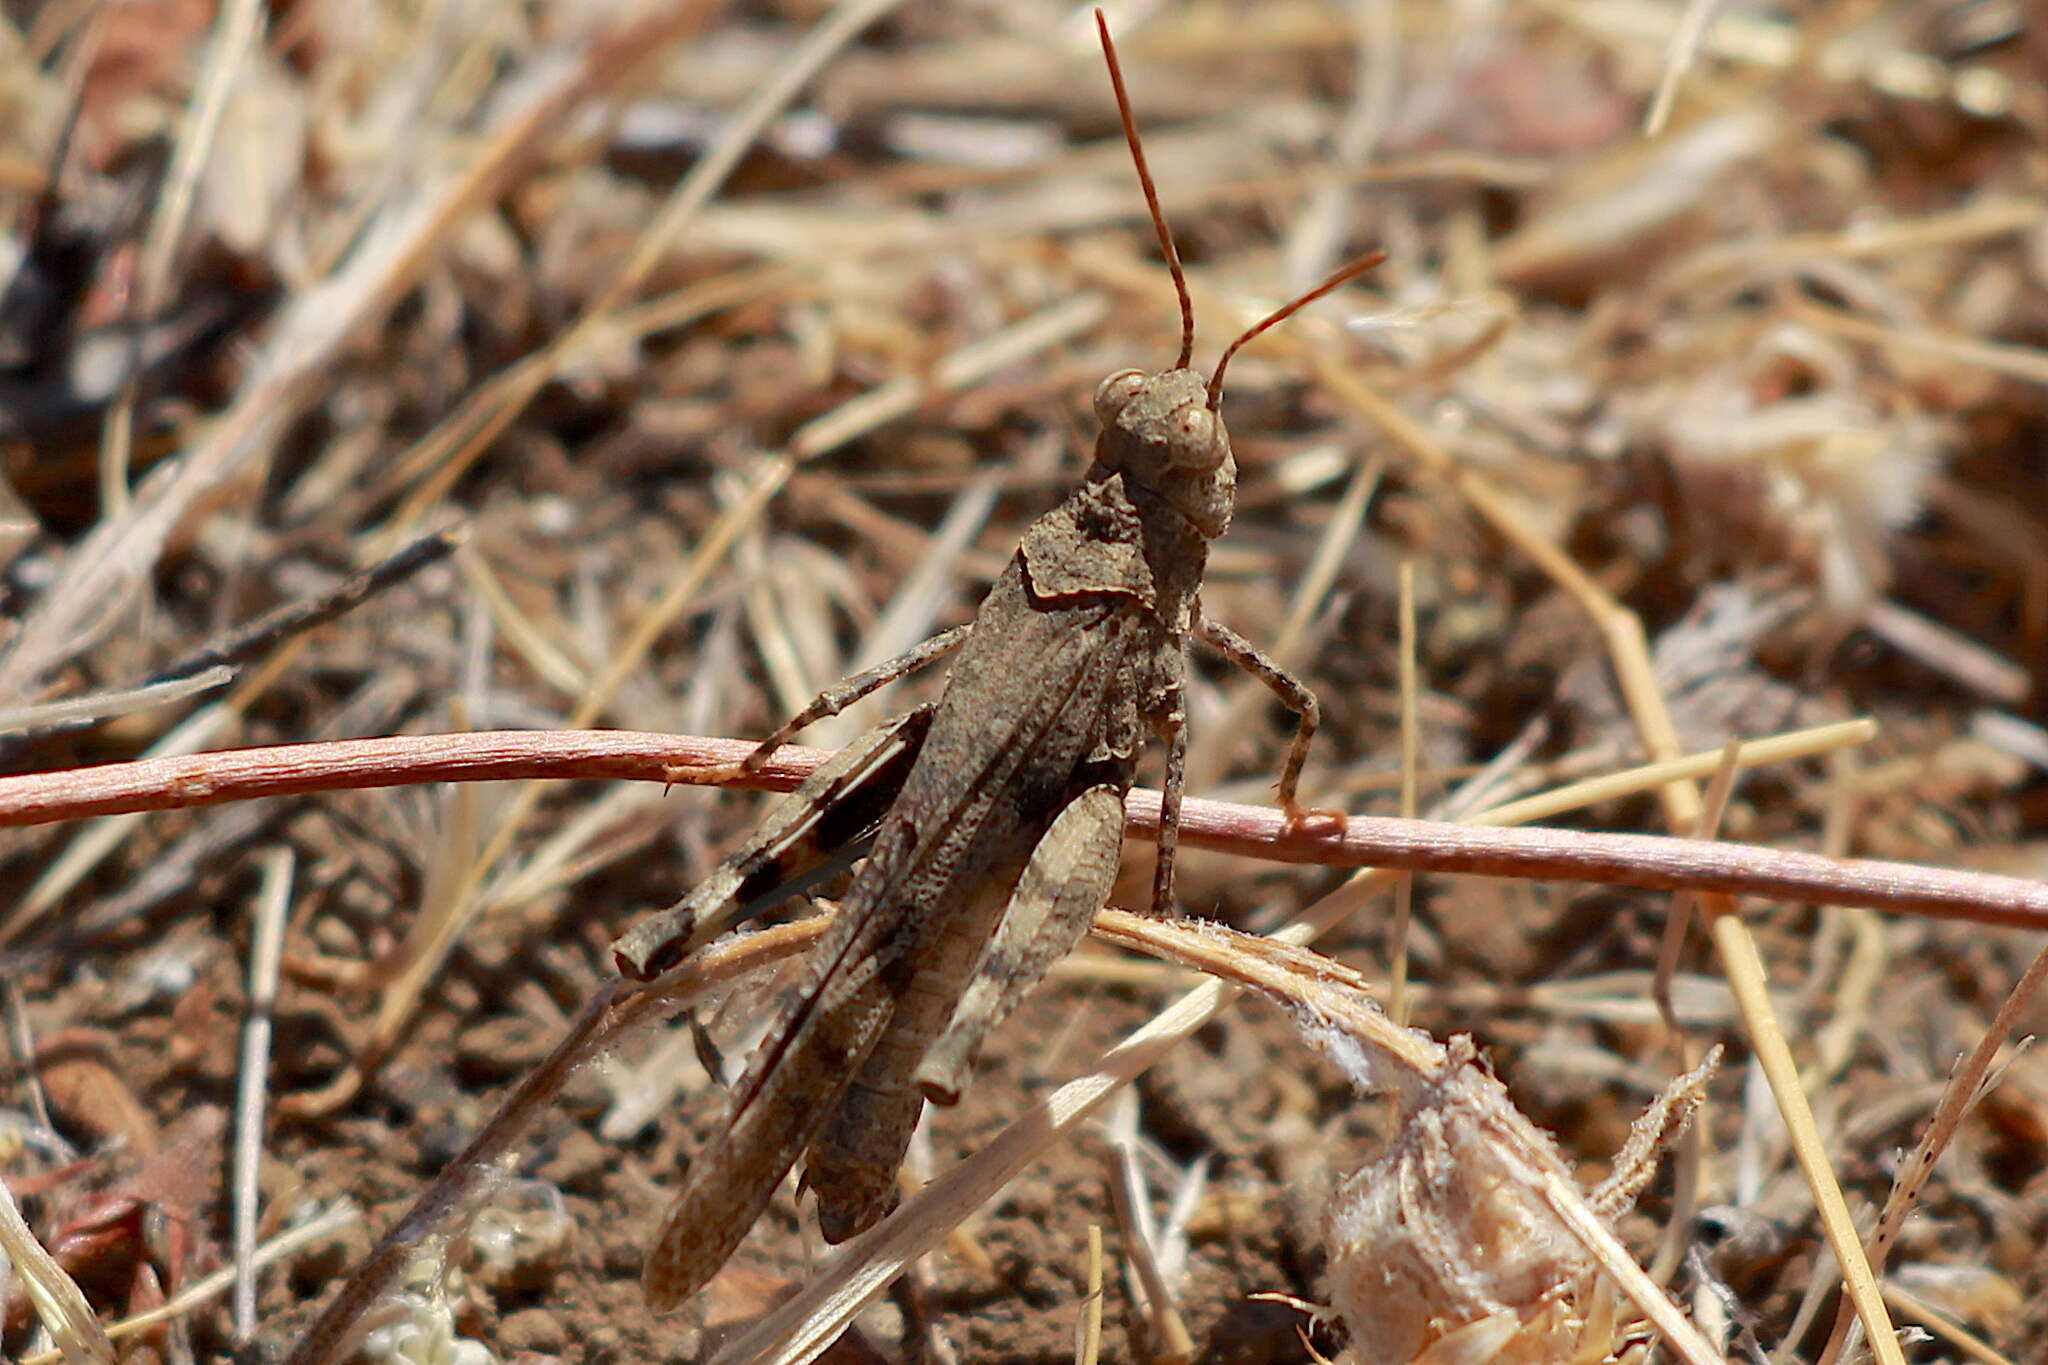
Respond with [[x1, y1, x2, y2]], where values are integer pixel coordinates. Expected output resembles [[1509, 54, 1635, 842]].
[[1092, 365, 1235, 540]]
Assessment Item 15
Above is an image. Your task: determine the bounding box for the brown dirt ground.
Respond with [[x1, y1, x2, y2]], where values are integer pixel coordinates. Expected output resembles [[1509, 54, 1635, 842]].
[[5, 1, 2048, 1363]]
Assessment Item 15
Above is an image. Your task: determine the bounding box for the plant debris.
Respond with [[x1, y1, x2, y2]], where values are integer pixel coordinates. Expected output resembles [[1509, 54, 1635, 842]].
[[2, 2, 2045, 1362]]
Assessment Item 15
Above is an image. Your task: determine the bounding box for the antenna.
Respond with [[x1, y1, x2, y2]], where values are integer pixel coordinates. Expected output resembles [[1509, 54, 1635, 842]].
[[1207, 250, 1387, 409], [1095, 9, 1195, 371]]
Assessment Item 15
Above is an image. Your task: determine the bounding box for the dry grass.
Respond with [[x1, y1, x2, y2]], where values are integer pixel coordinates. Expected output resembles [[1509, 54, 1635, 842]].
[[2, 1, 2045, 1362]]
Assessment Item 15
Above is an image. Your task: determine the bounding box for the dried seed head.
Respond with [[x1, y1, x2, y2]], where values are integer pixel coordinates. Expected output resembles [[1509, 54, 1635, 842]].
[[1323, 1058, 1611, 1365], [1321, 1042, 1717, 1365], [1085, 913, 1722, 1365]]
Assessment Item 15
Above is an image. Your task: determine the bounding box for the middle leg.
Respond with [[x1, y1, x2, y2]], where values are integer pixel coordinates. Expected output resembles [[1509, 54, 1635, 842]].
[[1195, 615, 1338, 823]]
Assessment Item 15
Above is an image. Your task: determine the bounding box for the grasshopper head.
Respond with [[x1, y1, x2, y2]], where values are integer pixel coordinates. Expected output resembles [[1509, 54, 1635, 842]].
[[1088, 11, 1384, 545], [1092, 365, 1236, 539]]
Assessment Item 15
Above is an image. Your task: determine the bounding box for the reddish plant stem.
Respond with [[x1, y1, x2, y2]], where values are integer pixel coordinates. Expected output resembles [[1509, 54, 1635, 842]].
[[2, 728, 2044, 930]]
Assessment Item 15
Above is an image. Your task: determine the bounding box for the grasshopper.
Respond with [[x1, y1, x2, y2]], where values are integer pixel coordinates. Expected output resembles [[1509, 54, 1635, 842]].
[[612, 12, 1380, 1311]]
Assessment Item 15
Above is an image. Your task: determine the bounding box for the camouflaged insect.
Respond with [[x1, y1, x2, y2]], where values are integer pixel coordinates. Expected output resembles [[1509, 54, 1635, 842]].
[[613, 11, 1377, 1311]]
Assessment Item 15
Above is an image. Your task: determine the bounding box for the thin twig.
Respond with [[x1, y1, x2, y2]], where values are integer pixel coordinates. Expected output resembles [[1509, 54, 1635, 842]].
[[1642, 0, 1730, 135], [1, 723, 2044, 933], [1101, 1097, 1194, 1364], [162, 528, 466, 684], [1389, 558, 1418, 1024], [232, 847, 294, 1341], [0, 667, 233, 740], [1075, 1224, 1104, 1365], [0, 528, 460, 753]]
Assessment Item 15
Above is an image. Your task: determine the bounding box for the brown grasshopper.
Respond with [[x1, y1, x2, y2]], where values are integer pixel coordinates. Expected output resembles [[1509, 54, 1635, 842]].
[[611, 12, 1380, 1312]]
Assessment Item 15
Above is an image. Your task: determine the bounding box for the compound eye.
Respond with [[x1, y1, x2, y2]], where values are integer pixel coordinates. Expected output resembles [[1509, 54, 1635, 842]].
[[1093, 369, 1148, 424], [1167, 403, 1226, 470]]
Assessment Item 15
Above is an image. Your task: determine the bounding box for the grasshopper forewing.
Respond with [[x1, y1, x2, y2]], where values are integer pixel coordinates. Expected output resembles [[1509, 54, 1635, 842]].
[[615, 11, 1383, 1311], [612, 705, 937, 980]]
